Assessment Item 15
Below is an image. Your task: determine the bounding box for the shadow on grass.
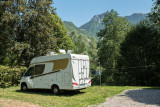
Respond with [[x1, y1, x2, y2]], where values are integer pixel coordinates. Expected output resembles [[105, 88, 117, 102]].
[[15, 89, 85, 97], [124, 88, 160, 106]]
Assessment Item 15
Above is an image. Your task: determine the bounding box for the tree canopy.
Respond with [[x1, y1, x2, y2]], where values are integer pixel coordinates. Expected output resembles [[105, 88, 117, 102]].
[[114, 22, 160, 86], [0, 0, 73, 66], [97, 9, 131, 68], [97, 9, 131, 84]]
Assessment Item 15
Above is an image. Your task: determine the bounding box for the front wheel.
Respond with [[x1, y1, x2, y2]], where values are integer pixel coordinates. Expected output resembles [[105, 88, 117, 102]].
[[21, 83, 28, 91], [51, 85, 60, 95]]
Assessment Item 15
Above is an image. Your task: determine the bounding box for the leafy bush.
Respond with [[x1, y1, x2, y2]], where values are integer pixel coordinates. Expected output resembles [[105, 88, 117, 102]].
[[0, 65, 27, 88]]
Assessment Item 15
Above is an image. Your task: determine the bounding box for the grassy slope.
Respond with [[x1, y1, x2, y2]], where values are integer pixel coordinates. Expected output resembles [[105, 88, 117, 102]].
[[0, 86, 151, 107]]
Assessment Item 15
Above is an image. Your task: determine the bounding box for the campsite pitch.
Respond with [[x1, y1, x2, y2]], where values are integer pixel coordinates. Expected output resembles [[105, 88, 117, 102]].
[[0, 86, 157, 107]]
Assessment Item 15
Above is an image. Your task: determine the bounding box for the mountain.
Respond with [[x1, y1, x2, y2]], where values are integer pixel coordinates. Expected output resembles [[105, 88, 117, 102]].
[[63, 21, 92, 38], [64, 13, 148, 39], [125, 13, 147, 25], [63, 21, 79, 33], [79, 13, 148, 37], [79, 13, 105, 37]]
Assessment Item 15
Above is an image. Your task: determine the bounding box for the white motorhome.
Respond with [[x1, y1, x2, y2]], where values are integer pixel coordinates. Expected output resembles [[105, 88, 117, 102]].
[[20, 54, 91, 94]]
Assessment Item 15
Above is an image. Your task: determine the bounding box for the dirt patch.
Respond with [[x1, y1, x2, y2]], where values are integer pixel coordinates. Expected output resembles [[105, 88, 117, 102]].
[[0, 98, 40, 107]]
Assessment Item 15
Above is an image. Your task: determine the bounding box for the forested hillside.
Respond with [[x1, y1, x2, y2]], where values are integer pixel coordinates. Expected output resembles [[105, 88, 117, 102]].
[[63, 21, 92, 38]]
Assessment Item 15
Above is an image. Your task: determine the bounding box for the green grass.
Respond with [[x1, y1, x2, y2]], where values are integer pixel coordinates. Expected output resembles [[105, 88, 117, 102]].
[[0, 86, 154, 107]]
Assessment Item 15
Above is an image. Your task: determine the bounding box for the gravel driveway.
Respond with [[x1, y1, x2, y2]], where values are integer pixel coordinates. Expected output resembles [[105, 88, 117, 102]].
[[92, 89, 160, 107]]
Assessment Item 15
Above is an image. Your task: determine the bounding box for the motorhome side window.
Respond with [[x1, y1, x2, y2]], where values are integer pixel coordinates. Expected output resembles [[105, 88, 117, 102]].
[[35, 64, 45, 75], [25, 67, 33, 76]]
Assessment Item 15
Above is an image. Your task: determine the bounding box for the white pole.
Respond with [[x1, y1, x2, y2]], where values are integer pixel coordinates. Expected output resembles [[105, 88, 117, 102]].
[[99, 62, 101, 86]]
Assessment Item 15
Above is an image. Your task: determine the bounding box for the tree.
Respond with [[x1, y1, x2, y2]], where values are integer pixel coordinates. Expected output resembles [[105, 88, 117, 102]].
[[74, 34, 88, 54], [88, 37, 97, 61], [69, 30, 79, 43], [149, 0, 160, 27], [50, 14, 74, 51], [69, 31, 89, 54], [115, 22, 160, 86], [98, 9, 131, 68], [0, 0, 22, 65], [0, 0, 74, 66], [97, 9, 131, 84]]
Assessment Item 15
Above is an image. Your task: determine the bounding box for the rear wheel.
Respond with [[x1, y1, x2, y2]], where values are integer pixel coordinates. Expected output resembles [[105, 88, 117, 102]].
[[21, 83, 28, 91], [51, 85, 60, 95]]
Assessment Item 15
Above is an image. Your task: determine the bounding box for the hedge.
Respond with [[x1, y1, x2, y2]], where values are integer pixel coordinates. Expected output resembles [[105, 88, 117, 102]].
[[0, 65, 27, 88]]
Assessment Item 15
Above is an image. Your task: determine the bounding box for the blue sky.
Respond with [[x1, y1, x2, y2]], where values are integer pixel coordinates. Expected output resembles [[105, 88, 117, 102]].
[[54, 0, 154, 27]]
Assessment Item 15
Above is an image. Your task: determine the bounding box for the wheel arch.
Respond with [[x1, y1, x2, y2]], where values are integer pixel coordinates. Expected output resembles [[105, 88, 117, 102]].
[[51, 84, 59, 89], [21, 82, 27, 86]]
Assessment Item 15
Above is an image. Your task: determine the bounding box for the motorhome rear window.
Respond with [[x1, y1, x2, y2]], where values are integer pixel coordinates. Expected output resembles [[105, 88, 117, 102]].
[[35, 64, 45, 75]]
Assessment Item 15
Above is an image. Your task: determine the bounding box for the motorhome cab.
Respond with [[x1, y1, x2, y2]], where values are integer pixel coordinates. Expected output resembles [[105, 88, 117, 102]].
[[20, 53, 91, 94]]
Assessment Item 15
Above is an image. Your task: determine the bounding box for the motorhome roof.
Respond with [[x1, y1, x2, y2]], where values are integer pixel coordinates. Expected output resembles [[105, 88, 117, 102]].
[[70, 54, 89, 60], [30, 54, 89, 64]]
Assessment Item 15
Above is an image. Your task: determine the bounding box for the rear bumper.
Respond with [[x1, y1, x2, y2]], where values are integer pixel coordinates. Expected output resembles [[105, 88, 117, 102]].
[[72, 83, 91, 90]]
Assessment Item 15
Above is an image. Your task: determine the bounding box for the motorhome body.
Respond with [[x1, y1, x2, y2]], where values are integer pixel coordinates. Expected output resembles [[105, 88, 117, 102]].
[[20, 54, 91, 94]]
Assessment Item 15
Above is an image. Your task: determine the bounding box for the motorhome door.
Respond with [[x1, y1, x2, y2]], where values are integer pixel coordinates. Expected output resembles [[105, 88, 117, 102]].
[[72, 59, 90, 86], [78, 60, 89, 85]]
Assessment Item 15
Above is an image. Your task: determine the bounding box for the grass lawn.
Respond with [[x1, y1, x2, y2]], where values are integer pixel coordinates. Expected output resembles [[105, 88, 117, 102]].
[[0, 86, 154, 107]]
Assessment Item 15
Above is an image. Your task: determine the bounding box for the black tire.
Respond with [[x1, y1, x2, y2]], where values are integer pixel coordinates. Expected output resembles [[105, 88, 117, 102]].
[[51, 85, 60, 95], [21, 83, 28, 91]]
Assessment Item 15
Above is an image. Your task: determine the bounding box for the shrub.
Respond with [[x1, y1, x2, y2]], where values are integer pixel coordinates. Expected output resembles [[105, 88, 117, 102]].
[[0, 65, 27, 88]]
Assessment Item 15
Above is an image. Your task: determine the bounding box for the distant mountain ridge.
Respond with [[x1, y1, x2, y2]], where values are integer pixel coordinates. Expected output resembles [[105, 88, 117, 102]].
[[79, 13, 148, 37], [64, 13, 148, 38], [125, 13, 147, 25]]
